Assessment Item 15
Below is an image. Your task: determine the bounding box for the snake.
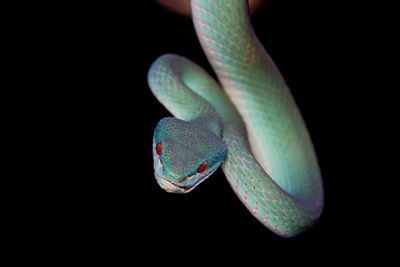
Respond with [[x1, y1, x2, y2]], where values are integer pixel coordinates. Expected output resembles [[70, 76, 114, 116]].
[[148, 0, 324, 237]]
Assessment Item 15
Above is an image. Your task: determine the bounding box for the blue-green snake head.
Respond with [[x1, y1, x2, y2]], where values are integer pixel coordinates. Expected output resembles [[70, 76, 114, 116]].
[[152, 117, 227, 193]]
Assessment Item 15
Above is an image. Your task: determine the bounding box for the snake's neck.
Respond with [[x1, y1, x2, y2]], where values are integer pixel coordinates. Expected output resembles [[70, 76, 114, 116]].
[[148, 54, 227, 137], [190, 114, 223, 137]]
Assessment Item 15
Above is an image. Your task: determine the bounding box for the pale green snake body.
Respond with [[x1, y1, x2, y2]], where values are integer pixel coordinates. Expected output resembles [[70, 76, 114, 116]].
[[148, 0, 324, 237]]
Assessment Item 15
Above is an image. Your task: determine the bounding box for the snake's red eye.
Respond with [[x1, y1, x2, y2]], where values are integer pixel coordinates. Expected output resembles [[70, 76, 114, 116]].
[[197, 161, 207, 173], [156, 141, 162, 155]]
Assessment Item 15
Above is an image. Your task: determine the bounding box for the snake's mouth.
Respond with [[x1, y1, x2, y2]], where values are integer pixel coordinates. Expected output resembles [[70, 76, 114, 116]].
[[162, 178, 192, 191], [155, 173, 193, 193]]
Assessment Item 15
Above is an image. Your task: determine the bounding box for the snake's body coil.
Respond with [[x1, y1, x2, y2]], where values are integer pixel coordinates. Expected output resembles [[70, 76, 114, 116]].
[[148, 0, 324, 237]]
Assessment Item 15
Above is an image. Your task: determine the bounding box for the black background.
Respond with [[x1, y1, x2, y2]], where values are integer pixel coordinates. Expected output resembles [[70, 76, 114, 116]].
[[34, 0, 379, 260]]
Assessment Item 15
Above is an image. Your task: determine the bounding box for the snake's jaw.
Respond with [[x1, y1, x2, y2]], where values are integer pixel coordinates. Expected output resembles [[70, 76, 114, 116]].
[[155, 166, 220, 194], [153, 145, 222, 193]]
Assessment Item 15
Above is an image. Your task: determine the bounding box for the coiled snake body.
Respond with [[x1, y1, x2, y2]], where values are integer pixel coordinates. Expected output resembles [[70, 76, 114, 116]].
[[148, 0, 324, 237]]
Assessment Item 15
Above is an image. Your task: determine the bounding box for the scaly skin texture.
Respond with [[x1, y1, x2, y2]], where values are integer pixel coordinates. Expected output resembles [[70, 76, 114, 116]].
[[148, 0, 324, 237]]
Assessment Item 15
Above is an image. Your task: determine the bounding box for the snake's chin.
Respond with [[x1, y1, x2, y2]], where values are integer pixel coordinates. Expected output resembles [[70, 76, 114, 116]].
[[155, 174, 194, 193], [154, 165, 219, 194], [153, 147, 221, 193]]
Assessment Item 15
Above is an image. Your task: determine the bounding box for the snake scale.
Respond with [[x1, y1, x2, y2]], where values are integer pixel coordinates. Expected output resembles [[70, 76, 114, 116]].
[[148, 0, 324, 237]]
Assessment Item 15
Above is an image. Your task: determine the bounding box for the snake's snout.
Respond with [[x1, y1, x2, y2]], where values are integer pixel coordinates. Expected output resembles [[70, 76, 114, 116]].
[[158, 176, 193, 194]]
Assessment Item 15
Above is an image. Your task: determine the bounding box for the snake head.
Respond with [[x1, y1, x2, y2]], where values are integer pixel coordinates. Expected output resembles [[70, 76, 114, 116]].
[[152, 117, 226, 193]]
